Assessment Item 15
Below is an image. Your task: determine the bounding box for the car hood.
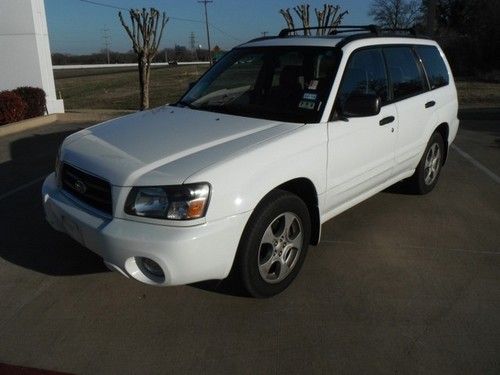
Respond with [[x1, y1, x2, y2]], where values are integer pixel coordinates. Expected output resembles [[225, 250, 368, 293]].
[[62, 106, 302, 186]]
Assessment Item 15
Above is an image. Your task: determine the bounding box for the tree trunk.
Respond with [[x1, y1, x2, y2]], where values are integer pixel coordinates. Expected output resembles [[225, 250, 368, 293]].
[[138, 55, 149, 110]]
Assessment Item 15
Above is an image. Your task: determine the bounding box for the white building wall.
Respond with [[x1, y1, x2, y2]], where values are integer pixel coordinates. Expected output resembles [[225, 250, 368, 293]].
[[0, 0, 64, 114]]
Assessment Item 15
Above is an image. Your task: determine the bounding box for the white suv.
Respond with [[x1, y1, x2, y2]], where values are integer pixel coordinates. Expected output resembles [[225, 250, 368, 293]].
[[42, 26, 459, 297]]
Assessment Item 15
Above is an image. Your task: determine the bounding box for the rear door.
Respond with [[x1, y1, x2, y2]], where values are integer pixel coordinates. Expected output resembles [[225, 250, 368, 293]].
[[383, 46, 438, 174], [325, 48, 398, 212], [414, 44, 455, 132]]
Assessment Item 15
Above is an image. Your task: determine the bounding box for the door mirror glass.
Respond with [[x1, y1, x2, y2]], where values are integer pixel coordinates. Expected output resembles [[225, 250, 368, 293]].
[[343, 93, 381, 117]]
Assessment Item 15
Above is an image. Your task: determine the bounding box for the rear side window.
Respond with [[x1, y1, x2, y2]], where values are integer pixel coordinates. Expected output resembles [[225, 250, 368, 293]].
[[337, 48, 388, 108], [384, 47, 426, 100], [415, 45, 449, 89]]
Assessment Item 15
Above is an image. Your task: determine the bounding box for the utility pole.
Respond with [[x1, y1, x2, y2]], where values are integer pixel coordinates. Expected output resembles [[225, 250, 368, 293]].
[[198, 0, 213, 64], [102, 27, 111, 64], [261, 31, 269, 37]]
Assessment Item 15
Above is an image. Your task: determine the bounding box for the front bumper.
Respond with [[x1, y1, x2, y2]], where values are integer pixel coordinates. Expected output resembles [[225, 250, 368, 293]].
[[42, 173, 250, 286]]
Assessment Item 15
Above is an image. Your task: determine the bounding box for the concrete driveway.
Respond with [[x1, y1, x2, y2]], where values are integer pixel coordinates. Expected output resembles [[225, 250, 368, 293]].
[[0, 109, 499, 374]]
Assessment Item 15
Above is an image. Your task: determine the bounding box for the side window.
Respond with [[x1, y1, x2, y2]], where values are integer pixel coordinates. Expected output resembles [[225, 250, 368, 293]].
[[336, 48, 388, 109], [415, 45, 449, 89], [384, 47, 426, 100]]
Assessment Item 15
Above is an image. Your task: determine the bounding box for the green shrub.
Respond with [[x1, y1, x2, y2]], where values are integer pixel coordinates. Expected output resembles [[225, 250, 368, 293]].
[[13, 86, 46, 118], [0, 91, 27, 126]]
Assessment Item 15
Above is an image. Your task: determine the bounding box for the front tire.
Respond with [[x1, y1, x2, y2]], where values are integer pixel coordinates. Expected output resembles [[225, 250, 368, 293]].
[[235, 190, 311, 298], [409, 132, 445, 194]]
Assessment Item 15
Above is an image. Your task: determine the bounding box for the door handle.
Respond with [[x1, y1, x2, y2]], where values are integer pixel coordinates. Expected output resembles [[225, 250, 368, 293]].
[[379, 116, 395, 126], [425, 101, 436, 108]]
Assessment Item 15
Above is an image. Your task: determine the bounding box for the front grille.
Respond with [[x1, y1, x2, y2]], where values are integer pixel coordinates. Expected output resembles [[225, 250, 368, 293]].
[[61, 163, 113, 215]]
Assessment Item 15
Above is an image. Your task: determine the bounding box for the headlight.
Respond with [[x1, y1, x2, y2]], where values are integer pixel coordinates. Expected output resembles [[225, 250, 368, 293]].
[[125, 183, 211, 220]]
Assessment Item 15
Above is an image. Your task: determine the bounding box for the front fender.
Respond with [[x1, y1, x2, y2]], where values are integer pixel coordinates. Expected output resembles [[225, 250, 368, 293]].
[[186, 123, 328, 222]]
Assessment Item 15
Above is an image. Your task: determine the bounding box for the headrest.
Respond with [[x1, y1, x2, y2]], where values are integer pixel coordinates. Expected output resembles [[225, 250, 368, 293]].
[[280, 65, 303, 88]]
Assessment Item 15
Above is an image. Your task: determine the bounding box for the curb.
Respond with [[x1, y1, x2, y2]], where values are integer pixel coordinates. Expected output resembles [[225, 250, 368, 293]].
[[0, 114, 58, 137], [0, 110, 133, 138]]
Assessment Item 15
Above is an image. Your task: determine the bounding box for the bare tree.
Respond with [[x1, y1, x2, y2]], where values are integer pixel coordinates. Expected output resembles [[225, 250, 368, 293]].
[[280, 3, 348, 35], [119, 8, 168, 110], [369, 0, 421, 30], [315, 4, 349, 35]]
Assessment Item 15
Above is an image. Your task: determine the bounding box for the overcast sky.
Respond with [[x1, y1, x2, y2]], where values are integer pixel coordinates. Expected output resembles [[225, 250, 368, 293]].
[[45, 0, 373, 54]]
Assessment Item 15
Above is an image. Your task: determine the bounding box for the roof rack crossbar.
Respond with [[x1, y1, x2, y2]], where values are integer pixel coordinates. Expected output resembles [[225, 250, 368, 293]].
[[278, 24, 380, 37]]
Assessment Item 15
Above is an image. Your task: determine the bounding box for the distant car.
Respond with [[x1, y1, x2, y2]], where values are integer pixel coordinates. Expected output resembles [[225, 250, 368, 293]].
[[42, 25, 459, 297]]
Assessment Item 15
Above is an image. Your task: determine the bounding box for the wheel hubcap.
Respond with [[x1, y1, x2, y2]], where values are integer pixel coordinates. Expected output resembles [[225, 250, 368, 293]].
[[258, 212, 303, 284], [424, 143, 441, 185]]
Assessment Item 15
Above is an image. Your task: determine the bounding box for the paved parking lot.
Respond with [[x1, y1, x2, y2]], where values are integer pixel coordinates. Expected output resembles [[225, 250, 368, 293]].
[[0, 110, 499, 374]]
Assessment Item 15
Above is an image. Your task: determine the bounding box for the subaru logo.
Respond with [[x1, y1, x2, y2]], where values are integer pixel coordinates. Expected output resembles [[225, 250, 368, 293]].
[[74, 179, 87, 194]]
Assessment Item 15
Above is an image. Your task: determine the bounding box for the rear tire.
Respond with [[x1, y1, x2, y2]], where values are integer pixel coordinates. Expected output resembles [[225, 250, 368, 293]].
[[408, 132, 445, 194], [235, 190, 311, 298]]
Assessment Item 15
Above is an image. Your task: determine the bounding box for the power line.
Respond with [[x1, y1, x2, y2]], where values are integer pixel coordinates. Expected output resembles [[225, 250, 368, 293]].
[[210, 23, 243, 42], [76, 0, 201, 23], [74, 0, 243, 45], [77, 0, 127, 11]]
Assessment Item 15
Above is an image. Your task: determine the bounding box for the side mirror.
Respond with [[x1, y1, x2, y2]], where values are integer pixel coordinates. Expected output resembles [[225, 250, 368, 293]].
[[343, 93, 381, 117]]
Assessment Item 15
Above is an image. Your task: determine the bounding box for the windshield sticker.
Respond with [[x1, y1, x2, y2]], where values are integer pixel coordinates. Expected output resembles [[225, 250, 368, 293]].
[[308, 80, 319, 90], [302, 93, 317, 101], [299, 100, 316, 110]]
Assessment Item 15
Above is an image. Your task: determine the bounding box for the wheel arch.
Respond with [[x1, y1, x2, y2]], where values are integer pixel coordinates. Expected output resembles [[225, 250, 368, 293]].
[[275, 178, 321, 246], [229, 178, 321, 284]]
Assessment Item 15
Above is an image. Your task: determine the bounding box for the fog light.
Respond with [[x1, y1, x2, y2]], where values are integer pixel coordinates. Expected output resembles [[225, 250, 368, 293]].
[[141, 258, 164, 278]]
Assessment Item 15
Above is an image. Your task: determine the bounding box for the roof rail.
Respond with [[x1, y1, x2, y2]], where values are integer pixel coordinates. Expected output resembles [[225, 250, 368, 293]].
[[278, 24, 380, 37], [277, 24, 420, 38]]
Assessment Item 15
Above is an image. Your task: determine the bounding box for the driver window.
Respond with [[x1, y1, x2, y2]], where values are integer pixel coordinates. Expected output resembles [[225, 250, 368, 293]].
[[336, 49, 388, 112]]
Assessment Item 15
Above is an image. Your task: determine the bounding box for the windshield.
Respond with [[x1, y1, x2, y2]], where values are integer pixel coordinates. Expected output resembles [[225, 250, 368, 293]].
[[177, 46, 341, 123]]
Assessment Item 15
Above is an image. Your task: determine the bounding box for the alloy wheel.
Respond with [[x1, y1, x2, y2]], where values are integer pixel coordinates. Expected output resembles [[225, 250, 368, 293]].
[[257, 212, 303, 284]]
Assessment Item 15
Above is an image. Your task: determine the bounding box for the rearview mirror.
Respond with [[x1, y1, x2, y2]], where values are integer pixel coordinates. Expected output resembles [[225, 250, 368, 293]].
[[343, 93, 381, 117]]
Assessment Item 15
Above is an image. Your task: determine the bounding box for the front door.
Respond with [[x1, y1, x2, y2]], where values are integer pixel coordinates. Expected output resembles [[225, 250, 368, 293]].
[[325, 48, 397, 213]]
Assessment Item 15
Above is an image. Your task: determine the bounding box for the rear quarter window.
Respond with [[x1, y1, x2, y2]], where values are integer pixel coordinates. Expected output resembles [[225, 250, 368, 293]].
[[415, 45, 449, 89]]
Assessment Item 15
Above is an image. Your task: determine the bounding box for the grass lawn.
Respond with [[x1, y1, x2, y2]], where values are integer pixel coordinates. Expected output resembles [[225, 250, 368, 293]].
[[455, 80, 500, 109], [54, 65, 207, 110], [54, 65, 500, 111]]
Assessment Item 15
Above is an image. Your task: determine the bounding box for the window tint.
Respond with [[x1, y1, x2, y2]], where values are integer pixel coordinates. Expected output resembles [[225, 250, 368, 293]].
[[337, 48, 388, 109], [384, 47, 426, 100], [415, 45, 449, 89]]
